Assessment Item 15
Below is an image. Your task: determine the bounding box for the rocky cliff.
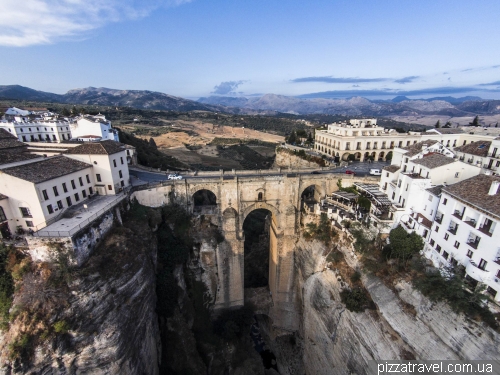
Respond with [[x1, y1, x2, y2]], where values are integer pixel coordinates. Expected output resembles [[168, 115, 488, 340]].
[[274, 148, 324, 169], [0, 207, 161, 374]]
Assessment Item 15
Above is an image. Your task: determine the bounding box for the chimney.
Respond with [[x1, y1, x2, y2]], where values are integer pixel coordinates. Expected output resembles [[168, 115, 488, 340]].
[[488, 181, 500, 195]]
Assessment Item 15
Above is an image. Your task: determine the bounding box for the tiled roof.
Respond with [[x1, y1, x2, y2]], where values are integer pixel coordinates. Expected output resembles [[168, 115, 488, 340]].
[[0, 152, 41, 166], [383, 165, 400, 173], [410, 212, 433, 229], [411, 154, 455, 169], [1, 156, 91, 184], [453, 140, 491, 157], [402, 140, 438, 156], [426, 185, 443, 197], [65, 140, 125, 155], [0, 128, 17, 140], [0, 138, 26, 151], [430, 128, 464, 135], [442, 175, 500, 219]]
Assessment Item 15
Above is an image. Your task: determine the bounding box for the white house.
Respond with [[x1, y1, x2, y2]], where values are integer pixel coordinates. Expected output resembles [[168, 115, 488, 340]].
[[64, 141, 130, 195], [425, 175, 500, 302], [70, 114, 119, 142]]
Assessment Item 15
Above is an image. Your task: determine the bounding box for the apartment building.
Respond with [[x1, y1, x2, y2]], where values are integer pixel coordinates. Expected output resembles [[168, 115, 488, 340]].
[[0, 156, 95, 234], [64, 141, 130, 195], [425, 175, 500, 302]]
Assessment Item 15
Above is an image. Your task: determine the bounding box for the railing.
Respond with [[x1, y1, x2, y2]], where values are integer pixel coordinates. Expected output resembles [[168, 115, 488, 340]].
[[453, 210, 464, 220], [435, 216, 443, 224], [33, 194, 127, 238], [466, 259, 490, 283], [467, 238, 481, 249], [447, 226, 458, 235], [478, 225, 493, 237]]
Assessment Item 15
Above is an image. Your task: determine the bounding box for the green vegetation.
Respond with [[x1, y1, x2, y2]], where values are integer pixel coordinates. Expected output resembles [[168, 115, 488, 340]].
[[385, 225, 424, 264], [8, 333, 31, 360], [469, 115, 480, 127], [304, 213, 336, 245], [340, 287, 370, 312], [53, 320, 70, 334], [0, 243, 14, 329]]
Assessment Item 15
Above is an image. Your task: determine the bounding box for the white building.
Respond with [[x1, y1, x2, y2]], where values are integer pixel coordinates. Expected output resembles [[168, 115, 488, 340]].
[[64, 141, 130, 195], [425, 175, 500, 302], [70, 114, 119, 142]]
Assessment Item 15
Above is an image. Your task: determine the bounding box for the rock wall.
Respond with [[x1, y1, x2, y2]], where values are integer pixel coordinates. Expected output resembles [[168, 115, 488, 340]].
[[274, 149, 323, 169], [1, 211, 161, 375]]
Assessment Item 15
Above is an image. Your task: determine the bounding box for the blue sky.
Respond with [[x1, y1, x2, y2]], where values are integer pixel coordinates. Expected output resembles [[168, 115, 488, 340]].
[[1, 0, 500, 99]]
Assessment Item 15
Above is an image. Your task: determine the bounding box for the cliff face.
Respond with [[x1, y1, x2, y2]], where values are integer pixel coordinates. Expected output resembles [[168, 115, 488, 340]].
[[292, 236, 500, 375], [274, 149, 323, 169], [0, 210, 160, 375]]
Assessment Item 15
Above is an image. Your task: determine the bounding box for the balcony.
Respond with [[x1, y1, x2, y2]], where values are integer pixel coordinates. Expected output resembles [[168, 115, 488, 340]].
[[467, 237, 481, 249], [464, 219, 477, 228], [447, 226, 458, 235], [435, 215, 443, 224], [465, 259, 490, 283], [477, 225, 493, 237], [453, 210, 464, 220]]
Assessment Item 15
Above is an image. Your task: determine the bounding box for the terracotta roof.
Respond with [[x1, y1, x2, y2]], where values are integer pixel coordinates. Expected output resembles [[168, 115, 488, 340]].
[[402, 140, 438, 157], [453, 140, 491, 157], [65, 140, 125, 155], [1, 156, 91, 184], [0, 128, 17, 140], [0, 152, 41, 166], [411, 212, 432, 229], [0, 138, 26, 151], [426, 185, 443, 197], [411, 154, 455, 169], [442, 175, 500, 219], [383, 165, 400, 173]]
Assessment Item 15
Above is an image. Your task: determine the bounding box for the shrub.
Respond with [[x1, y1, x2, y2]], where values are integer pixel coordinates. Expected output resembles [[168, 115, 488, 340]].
[[350, 271, 362, 283], [340, 287, 369, 312], [53, 320, 70, 334], [8, 334, 31, 360], [305, 213, 335, 245]]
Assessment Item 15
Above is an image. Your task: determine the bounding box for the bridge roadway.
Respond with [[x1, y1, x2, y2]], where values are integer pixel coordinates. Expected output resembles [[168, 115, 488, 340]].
[[131, 166, 379, 332]]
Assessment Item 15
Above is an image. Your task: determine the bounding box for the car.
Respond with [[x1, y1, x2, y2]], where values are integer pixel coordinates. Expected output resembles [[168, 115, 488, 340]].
[[345, 170, 356, 175], [167, 174, 183, 180], [369, 169, 382, 176]]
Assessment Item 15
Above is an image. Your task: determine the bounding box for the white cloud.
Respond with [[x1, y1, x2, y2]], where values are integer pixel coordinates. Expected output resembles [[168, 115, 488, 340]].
[[0, 0, 192, 47]]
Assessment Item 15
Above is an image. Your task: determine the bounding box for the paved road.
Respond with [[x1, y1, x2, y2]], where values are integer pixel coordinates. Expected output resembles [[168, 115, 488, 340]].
[[330, 160, 390, 176]]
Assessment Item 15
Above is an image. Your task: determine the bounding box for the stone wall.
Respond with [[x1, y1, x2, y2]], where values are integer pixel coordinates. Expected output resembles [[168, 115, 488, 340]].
[[274, 149, 324, 169]]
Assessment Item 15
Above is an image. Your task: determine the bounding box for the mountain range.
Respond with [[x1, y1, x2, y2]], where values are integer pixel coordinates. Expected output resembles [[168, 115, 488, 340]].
[[1, 85, 500, 117]]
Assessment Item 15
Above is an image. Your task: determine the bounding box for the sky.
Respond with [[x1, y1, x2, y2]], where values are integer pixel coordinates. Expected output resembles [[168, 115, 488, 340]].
[[1, 0, 500, 100]]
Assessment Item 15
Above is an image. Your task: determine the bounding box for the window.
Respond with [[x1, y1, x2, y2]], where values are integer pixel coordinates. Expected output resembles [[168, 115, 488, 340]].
[[22, 136, 26, 142], [89, 187, 93, 195], [444, 233, 449, 240], [428, 194, 433, 202], [386, 172, 389, 178], [53, 186, 59, 196], [113, 159, 117, 167], [402, 198, 406, 207], [66, 197, 72, 207], [57, 200, 63, 209], [79, 177, 84, 186], [454, 241, 460, 248], [405, 184, 409, 191], [71, 180, 76, 189], [436, 245, 442, 252], [0, 207, 6, 222], [47, 204, 54, 214], [398, 180, 402, 188], [442, 251, 449, 260], [455, 172, 459, 178], [120, 157, 124, 164], [405, 158, 409, 163], [497, 161, 500, 168], [442, 198, 448, 205], [435, 225, 439, 232], [74, 193, 80, 202], [478, 259, 487, 271], [52, 135, 56, 141], [430, 239, 435, 246], [120, 180, 124, 187], [108, 185, 112, 191], [119, 170, 123, 178], [62, 183, 68, 193], [42, 189, 49, 200], [86, 174, 90, 183], [82, 190, 87, 198], [466, 250, 473, 258], [62, 134, 65, 140], [391, 192, 395, 200], [19, 207, 32, 218], [26, 221, 33, 227], [430, 210, 433, 216], [486, 287, 497, 298], [96, 174, 101, 182]]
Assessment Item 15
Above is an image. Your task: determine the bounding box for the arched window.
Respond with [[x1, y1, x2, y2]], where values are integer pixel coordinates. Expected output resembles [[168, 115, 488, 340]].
[[258, 192, 263, 201]]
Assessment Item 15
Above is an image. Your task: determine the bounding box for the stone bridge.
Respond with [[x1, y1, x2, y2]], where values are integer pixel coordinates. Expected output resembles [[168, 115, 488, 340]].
[[132, 171, 378, 331]]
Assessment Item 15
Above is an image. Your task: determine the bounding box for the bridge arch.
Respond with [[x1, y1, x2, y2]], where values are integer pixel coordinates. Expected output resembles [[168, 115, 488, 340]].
[[300, 183, 326, 204], [193, 189, 217, 206], [242, 201, 280, 230]]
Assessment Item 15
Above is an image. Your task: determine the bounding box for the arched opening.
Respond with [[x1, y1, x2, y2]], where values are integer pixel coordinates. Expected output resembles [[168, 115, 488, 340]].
[[258, 192, 263, 201], [354, 152, 361, 161], [193, 189, 217, 213], [301, 184, 324, 212], [379, 151, 385, 161], [243, 209, 272, 288], [341, 153, 351, 161]]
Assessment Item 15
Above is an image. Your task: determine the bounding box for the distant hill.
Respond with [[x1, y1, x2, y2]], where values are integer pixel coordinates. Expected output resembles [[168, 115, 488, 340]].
[[0, 85, 221, 112]]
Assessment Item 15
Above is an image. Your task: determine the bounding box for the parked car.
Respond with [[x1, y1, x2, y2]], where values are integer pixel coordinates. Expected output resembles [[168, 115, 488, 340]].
[[167, 174, 183, 180], [369, 169, 382, 176], [345, 170, 356, 175]]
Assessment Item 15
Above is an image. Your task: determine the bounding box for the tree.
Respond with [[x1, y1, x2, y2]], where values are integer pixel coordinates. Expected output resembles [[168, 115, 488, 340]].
[[336, 178, 343, 190], [60, 107, 70, 116], [387, 225, 424, 264], [307, 132, 314, 144], [435, 120, 441, 128], [386, 151, 393, 161], [444, 121, 452, 128], [287, 131, 297, 145], [469, 115, 480, 127], [149, 137, 157, 149], [357, 196, 371, 211], [347, 154, 356, 161]]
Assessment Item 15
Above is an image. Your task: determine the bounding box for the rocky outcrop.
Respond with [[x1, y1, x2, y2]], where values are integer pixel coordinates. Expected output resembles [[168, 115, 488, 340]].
[[1, 212, 160, 375], [274, 149, 323, 169]]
